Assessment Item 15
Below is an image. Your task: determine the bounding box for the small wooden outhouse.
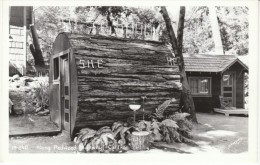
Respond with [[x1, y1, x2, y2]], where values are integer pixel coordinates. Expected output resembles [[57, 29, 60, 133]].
[[184, 54, 248, 113], [49, 33, 182, 137]]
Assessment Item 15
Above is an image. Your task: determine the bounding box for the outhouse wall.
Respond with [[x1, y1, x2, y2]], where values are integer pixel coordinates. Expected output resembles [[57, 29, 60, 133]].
[[186, 72, 222, 112], [223, 62, 246, 108]]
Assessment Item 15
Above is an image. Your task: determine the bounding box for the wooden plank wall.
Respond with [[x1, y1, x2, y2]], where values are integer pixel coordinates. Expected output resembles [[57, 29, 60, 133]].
[[186, 72, 222, 113], [225, 62, 245, 108], [71, 36, 181, 128], [9, 7, 32, 75]]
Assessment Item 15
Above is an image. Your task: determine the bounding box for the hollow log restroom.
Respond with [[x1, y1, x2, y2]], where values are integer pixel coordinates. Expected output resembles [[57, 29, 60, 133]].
[[49, 33, 181, 137]]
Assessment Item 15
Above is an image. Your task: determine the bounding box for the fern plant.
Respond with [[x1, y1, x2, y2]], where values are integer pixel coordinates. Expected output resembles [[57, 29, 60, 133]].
[[75, 122, 135, 153], [152, 98, 177, 119], [149, 98, 196, 145]]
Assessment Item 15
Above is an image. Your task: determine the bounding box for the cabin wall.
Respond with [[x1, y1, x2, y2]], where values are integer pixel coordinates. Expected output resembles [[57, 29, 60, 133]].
[[224, 62, 245, 108], [70, 35, 182, 129], [9, 7, 28, 75], [186, 72, 221, 112]]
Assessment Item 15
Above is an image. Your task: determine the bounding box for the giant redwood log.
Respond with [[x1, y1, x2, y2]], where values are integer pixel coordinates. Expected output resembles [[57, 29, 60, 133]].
[[49, 32, 182, 138]]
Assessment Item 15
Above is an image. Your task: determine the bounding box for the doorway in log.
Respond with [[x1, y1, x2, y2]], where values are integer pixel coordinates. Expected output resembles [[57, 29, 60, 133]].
[[60, 54, 71, 132]]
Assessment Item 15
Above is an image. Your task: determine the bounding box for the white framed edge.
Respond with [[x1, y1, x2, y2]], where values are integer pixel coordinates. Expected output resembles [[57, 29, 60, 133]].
[[0, 1, 259, 165]]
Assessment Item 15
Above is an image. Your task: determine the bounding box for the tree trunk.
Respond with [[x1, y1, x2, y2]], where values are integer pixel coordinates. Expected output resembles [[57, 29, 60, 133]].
[[161, 6, 198, 123], [208, 6, 224, 54], [30, 25, 45, 67]]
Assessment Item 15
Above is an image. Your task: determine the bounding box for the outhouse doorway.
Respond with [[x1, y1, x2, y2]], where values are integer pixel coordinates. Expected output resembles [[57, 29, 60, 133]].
[[60, 54, 70, 132], [222, 72, 236, 107]]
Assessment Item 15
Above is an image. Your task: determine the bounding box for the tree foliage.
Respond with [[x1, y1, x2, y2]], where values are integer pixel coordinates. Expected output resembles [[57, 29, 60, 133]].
[[181, 6, 248, 55], [33, 6, 248, 64], [216, 6, 248, 55]]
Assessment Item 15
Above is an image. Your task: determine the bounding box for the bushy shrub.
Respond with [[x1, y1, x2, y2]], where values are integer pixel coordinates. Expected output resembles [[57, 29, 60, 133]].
[[30, 77, 49, 108]]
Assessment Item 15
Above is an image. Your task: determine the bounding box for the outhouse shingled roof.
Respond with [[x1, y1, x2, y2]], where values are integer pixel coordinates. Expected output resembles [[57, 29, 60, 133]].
[[183, 54, 248, 73]]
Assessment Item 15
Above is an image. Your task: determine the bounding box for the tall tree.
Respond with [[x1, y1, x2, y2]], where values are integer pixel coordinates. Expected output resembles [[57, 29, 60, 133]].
[[29, 25, 45, 67], [216, 6, 248, 55], [208, 6, 224, 54], [161, 6, 197, 122], [181, 6, 248, 55]]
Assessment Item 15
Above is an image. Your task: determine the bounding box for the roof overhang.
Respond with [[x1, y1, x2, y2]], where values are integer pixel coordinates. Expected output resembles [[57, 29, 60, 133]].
[[221, 58, 248, 73]]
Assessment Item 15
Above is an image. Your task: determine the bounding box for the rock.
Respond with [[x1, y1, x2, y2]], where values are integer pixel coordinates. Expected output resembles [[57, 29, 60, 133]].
[[9, 77, 15, 82], [25, 89, 30, 93], [17, 78, 28, 87], [121, 145, 130, 152], [24, 81, 29, 86], [37, 109, 50, 116], [36, 102, 42, 107], [14, 109, 24, 115], [13, 74, 20, 80], [123, 122, 128, 127], [78, 142, 85, 152], [36, 107, 43, 113], [24, 77, 34, 82]]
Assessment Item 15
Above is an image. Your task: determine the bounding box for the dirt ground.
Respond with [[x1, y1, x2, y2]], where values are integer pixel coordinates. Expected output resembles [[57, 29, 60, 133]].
[[9, 115, 59, 136], [153, 113, 248, 154], [9, 112, 248, 153]]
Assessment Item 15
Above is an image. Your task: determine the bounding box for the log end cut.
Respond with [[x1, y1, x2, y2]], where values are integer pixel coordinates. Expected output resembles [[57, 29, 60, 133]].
[[130, 131, 151, 151]]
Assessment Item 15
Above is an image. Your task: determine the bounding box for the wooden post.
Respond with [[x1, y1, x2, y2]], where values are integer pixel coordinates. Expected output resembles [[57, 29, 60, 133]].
[[23, 7, 27, 75], [132, 23, 134, 38], [152, 26, 156, 40], [155, 24, 161, 41], [121, 23, 123, 38], [141, 24, 145, 40], [144, 24, 146, 40], [136, 23, 138, 38], [69, 18, 71, 33], [92, 22, 95, 34], [116, 19, 118, 36], [75, 20, 77, 32], [150, 26, 152, 40], [96, 24, 100, 35], [123, 24, 126, 38], [100, 23, 102, 34]]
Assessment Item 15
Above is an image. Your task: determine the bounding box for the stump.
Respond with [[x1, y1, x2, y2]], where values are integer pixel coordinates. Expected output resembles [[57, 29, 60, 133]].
[[130, 131, 151, 151]]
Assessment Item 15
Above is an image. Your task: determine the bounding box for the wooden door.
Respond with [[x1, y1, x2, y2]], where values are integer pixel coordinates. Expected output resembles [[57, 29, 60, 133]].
[[61, 55, 70, 131], [222, 72, 236, 107]]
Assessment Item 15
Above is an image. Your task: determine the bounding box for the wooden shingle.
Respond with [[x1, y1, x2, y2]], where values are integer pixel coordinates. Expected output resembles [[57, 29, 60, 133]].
[[184, 54, 248, 72]]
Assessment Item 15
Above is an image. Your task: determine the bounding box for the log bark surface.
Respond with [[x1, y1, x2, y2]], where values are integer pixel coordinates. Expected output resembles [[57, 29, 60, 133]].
[[62, 33, 182, 129]]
